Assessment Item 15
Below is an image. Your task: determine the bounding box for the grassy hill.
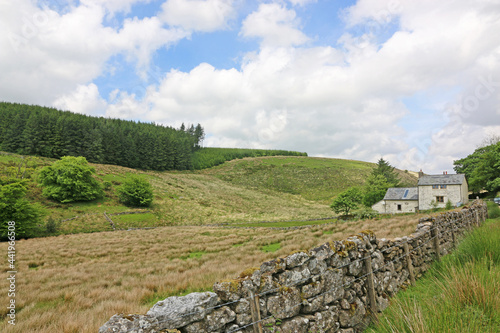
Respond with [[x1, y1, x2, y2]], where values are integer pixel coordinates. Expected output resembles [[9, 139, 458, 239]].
[[0, 151, 417, 234]]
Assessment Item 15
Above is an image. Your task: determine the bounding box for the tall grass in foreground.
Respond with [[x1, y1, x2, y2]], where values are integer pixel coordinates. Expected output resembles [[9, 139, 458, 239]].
[[367, 218, 500, 333], [0, 213, 422, 332]]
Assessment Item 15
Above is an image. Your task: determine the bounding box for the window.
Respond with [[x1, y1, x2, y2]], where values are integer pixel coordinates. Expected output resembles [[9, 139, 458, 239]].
[[436, 196, 444, 203], [440, 185, 447, 189], [397, 204, 402, 211], [432, 185, 439, 189]]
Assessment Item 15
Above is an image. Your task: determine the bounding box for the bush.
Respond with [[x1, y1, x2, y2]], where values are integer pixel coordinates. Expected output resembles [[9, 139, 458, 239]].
[[354, 207, 379, 220], [445, 199, 453, 210], [38, 156, 103, 203], [117, 176, 153, 207], [0, 179, 42, 239]]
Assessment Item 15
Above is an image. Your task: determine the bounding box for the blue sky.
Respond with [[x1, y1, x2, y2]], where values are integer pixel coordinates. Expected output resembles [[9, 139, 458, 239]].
[[1, 0, 500, 173]]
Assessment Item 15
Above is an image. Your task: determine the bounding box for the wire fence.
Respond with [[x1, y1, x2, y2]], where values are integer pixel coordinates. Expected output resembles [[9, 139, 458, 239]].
[[111, 207, 485, 333]]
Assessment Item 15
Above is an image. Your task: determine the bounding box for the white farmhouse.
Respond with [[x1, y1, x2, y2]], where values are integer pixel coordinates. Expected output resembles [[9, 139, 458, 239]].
[[372, 173, 469, 213], [417, 174, 469, 210]]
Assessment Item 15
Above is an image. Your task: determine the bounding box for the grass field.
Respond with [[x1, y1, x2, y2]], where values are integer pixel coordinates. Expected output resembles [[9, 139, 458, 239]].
[[367, 217, 500, 333], [0, 212, 427, 332], [0, 152, 417, 234]]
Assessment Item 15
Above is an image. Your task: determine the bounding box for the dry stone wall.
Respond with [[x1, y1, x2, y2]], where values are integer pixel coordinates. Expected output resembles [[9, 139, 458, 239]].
[[100, 201, 487, 333]]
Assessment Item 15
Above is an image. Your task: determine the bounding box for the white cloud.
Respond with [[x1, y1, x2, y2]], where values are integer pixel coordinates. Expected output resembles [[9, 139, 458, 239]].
[[1, 0, 500, 175], [81, 0, 153, 15], [240, 3, 310, 47], [160, 0, 235, 32], [0, 0, 189, 106], [53, 83, 107, 116]]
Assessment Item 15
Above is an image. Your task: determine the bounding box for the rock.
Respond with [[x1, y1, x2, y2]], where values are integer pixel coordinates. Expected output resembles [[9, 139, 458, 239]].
[[280, 316, 309, 332], [338, 298, 366, 328], [309, 243, 335, 261], [267, 287, 302, 319], [301, 279, 323, 299], [286, 252, 309, 268], [340, 299, 350, 310], [302, 295, 325, 313], [146, 292, 219, 329], [214, 280, 242, 302], [308, 257, 328, 275], [205, 306, 236, 331], [307, 309, 339, 332], [260, 258, 286, 274], [278, 267, 310, 286], [99, 314, 160, 333]]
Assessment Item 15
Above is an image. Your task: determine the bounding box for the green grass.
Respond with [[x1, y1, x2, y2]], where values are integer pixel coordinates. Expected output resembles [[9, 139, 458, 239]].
[[180, 251, 206, 260], [112, 213, 158, 229], [1, 151, 418, 235], [367, 218, 500, 333], [261, 242, 281, 253], [203, 156, 417, 204]]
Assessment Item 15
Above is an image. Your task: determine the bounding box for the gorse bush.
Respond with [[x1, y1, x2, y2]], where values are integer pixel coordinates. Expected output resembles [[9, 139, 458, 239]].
[[117, 176, 153, 207]]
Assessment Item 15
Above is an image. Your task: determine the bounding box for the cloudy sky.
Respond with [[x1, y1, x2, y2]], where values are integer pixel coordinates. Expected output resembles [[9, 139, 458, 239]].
[[1, 0, 500, 174]]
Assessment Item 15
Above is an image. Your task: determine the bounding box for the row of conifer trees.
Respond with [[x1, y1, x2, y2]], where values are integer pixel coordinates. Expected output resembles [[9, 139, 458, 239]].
[[0, 102, 204, 171]]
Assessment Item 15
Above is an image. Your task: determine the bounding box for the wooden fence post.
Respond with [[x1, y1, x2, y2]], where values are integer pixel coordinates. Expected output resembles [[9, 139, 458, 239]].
[[431, 226, 440, 261], [403, 242, 416, 286], [364, 254, 378, 315], [249, 291, 262, 333]]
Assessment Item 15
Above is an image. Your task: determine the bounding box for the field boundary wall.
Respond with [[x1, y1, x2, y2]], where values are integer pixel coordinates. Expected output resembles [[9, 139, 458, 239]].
[[100, 201, 488, 333]]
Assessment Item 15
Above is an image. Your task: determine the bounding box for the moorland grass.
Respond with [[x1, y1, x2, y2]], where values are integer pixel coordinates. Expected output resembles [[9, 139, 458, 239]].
[[367, 218, 500, 333], [0, 212, 427, 332]]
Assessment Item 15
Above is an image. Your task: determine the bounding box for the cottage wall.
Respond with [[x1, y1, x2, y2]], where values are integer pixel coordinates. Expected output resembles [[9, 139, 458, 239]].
[[100, 201, 487, 333], [383, 200, 418, 214], [419, 184, 464, 210]]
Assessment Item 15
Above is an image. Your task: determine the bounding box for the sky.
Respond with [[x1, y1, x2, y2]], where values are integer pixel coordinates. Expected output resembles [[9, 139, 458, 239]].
[[1, 0, 500, 174]]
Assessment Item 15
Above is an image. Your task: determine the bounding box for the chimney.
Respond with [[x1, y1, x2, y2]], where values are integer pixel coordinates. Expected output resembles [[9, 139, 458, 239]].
[[418, 169, 424, 178]]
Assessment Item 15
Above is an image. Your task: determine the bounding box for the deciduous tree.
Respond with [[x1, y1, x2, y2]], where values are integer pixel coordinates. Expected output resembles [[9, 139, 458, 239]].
[[330, 187, 363, 216], [38, 156, 103, 203]]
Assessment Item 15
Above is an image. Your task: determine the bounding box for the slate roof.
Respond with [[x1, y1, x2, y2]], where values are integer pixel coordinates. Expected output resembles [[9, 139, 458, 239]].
[[417, 174, 466, 186], [383, 187, 418, 201]]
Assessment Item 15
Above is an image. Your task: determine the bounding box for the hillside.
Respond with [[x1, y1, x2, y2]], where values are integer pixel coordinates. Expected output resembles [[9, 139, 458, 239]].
[[201, 156, 418, 204], [1, 152, 417, 234]]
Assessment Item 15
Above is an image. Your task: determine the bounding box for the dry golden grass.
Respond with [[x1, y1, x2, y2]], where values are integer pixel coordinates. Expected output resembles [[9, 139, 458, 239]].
[[0, 213, 430, 332]]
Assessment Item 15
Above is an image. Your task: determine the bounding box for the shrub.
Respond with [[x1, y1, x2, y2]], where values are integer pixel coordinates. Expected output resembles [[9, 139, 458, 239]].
[[0, 179, 42, 239], [445, 199, 453, 210], [117, 176, 153, 207], [354, 207, 379, 220], [38, 156, 103, 203]]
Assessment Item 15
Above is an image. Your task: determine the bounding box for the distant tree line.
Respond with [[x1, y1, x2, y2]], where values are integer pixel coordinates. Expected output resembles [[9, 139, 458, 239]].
[[191, 147, 308, 170], [0, 102, 204, 171]]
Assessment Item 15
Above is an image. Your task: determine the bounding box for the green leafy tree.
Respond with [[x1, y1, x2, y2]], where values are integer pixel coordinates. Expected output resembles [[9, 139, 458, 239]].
[[363, 174, 390, 207], [38, 156, 103, 203], [117, 176, 153, 207], [0, 179, 42, 239], [330, 187, 363, 216], [454, 141, 500, 194]]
